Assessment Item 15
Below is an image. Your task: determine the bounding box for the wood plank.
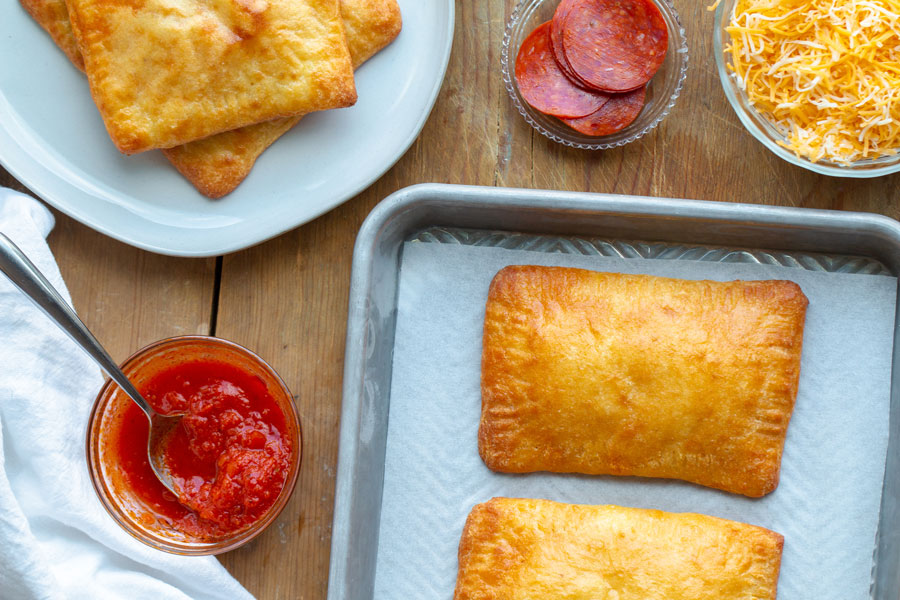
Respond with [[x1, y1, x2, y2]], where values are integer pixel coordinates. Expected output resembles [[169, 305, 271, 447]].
[[213, 3, 516, 598], [214, 207, 353, 600]]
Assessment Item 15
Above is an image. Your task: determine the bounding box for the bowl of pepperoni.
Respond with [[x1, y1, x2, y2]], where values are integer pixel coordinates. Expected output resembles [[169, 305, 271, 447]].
[[86, 336, 301, 554], [502, 0, 688, 149]]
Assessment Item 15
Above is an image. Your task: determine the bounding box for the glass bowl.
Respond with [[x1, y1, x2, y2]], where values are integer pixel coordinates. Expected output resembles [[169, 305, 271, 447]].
[[502, 0, 688, 150], [86, 336, 302, 555], [713, 0, 900, 177]]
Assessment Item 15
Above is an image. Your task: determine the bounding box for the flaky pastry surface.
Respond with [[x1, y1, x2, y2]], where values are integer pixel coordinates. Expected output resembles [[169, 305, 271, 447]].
[[454, 498, 784, 600], [64, 0, 357, 154], [480, 266, 808, 497]]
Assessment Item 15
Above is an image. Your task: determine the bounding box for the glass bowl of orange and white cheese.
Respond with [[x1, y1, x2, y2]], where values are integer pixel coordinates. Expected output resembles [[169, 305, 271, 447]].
[[714, 0, 900, 177]]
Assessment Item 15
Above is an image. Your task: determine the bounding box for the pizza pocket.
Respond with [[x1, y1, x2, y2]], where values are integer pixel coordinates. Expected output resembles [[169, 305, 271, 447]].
[[480, 265, 808, 497], [454, 498, 784, 600], [64, 0, 357, 153]]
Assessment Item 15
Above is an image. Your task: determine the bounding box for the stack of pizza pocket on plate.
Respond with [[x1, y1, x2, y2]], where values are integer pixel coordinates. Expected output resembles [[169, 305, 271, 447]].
[[20, 0, 401, 198]]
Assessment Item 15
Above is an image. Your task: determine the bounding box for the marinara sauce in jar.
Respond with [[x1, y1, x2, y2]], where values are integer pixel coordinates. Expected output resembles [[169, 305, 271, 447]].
[[86, 336, 301, 554]]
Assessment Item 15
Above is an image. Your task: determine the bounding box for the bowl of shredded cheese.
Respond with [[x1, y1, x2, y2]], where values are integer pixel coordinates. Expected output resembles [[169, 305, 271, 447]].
[[713, 0, 900, 177]]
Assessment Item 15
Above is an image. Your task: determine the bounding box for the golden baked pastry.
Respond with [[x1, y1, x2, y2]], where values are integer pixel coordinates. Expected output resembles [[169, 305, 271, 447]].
[[161, 0, 401, 197], [339, 0, 402, 66], [454, 498, 784, 600], [64, 0, 357, 154], [480, 265, 808, 497], [23, 0, 400, 197]]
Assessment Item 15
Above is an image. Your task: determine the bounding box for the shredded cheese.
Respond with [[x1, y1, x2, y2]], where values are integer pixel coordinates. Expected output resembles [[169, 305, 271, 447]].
[[722, 0, 900, 164]]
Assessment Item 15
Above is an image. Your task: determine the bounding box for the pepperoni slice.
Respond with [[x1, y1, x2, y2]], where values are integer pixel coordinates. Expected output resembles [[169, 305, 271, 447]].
[[549, 0, 584, 84], [561, 86, 646, 136], [561, 0, 668, 93], [515, 21, 610, 119]]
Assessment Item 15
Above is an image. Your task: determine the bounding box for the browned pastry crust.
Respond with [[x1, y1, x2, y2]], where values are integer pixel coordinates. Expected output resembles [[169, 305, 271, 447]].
[[63, 0, 357, 154], [339, 0, 402, 66], [161, 118, 300, 200], [480, 266, 808, 497], [454, 498, 784, 600], [21, 0, 401, 197]]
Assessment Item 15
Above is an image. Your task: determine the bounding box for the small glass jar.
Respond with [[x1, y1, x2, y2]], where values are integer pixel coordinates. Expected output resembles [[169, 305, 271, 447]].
[[86, 335, 302, 555], [502, 0, 689, 150]]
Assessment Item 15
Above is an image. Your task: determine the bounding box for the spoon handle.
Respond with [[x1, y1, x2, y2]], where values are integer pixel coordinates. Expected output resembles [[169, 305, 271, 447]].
[[0, 232, 156, 418]]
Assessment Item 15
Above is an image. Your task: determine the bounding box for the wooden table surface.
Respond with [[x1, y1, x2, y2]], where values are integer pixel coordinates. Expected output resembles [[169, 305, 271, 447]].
[[3, 1, 900, 598]]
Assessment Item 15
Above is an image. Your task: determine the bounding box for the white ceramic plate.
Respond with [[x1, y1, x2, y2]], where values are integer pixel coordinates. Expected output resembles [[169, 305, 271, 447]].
[[0, 1, 454, 256]]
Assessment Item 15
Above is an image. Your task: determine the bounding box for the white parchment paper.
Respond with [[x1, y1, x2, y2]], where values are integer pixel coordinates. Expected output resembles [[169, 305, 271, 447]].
[[373, 241, 897, 599]]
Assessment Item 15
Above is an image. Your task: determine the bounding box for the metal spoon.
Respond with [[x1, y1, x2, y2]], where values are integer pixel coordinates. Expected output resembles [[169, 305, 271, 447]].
[[0, 232, 184, 496]]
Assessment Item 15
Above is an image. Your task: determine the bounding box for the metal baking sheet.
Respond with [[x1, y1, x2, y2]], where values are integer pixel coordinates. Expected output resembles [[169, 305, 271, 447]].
[[328, 183, 900, 600]]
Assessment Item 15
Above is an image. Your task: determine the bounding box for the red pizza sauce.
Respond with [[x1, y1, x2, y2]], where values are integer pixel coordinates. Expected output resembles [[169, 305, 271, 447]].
[[114, 359, 292, 538]]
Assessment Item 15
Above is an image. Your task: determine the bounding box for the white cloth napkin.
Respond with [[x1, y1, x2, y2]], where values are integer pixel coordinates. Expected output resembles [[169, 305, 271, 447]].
[[0, 188, 254, 600]]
